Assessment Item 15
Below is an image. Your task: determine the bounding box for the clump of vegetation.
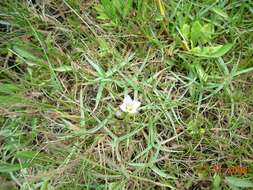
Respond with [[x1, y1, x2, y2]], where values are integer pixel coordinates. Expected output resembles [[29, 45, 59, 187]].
[[0, 0, 252, 189]]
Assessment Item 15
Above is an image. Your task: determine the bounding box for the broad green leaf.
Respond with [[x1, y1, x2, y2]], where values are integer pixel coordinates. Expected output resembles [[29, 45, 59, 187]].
[[0, 84, 21, 94], [195, 64, 208, 82], [15, 150, 49, 162], [112, 0, 122, 13], [0, 95, 24, 106], [12, 46, 44, 64], [53, 66, 73, 72], [104, 0, 118, 19], [86, 116, 108, 134], [16, 150, 39, 159], [188, 71, 199, 98], [157, 0, 165, 17], [201, 24, 213, 43], [212, 7, 228, 19], [150, 166, 177, 179], [212, 175, 221, 190], [190, 21, 202, 46], [128, 162, 149, 167], [123, 0, 133, 18], [95, 0, 118, 24], [190, 44, 233, 58], [108, 182, 124, 190], [0, 163, 30, 173], [94, 82, 105, 111], [98, 38, 109, 53], [13, 46, 37, 61], [95, 4, 110, 20], [79, 89, 86, 128], [181, 24, 190, 40], [235, 66, 253, 77], [225, 176, 253, 188], [40, 179, 50, 190], [85, 55, 105, 77]]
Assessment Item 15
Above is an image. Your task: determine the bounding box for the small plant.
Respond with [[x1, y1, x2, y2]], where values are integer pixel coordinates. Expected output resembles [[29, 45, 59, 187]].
[[179, 20, 233, 58], [94, 0, 134, 25], [186, 118, 205, 137]]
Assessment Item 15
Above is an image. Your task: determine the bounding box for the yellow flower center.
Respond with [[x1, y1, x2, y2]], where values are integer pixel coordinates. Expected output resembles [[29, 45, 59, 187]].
[[126, 104, 134, 112]]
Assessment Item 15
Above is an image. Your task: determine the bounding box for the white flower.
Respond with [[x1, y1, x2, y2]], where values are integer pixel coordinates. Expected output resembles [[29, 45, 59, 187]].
[[119, 95, 141, 114]]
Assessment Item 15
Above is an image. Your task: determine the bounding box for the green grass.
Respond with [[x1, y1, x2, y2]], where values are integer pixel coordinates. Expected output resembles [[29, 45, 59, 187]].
[[0, 0, 253, 189]]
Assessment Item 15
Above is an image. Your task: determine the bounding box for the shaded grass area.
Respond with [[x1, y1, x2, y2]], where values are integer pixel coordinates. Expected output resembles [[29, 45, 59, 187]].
[[0, 0, 253, 189]]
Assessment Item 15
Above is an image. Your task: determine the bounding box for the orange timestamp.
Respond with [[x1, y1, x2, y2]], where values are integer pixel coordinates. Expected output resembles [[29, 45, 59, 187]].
[[212, 164, 248, 175]]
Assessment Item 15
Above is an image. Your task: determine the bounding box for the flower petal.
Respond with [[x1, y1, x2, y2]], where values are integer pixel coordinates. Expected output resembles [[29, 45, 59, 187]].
[[128, 109, 138, 114], [123, 95, 133, 104], [119, 103, 127, 112], [132, 100, 141, 112]]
